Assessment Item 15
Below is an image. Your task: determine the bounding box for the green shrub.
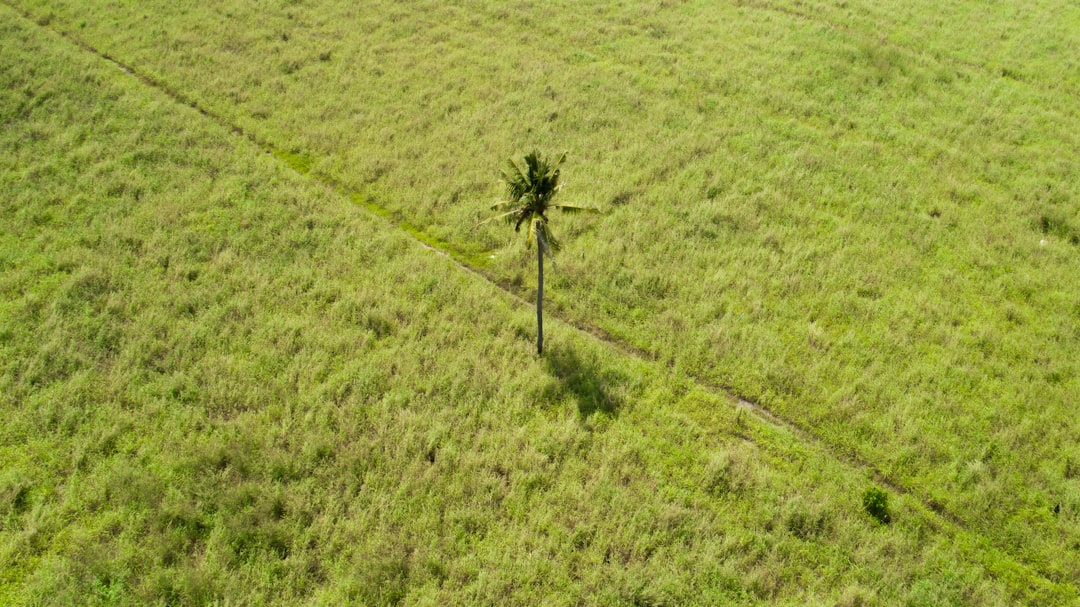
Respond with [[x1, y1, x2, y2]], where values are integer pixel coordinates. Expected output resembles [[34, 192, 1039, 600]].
[[863, 486, 891, 525]]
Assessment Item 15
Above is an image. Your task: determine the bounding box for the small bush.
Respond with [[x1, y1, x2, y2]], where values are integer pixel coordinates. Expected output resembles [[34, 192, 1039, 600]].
[[863, 486, 891, 525]]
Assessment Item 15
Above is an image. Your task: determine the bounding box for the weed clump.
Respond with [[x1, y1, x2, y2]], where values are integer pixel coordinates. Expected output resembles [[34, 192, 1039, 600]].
[[784, 496, 833, 540], [704, 447, 754, 496], [863, 486, 891, 524]]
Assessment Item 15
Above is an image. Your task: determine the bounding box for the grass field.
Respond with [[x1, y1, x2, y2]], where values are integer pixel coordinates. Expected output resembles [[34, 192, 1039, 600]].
[[2, 0, 1078, 604]]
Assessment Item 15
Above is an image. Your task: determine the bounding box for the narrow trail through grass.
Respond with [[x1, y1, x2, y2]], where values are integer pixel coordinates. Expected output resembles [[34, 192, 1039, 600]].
[[3, 4, 1074, 601]]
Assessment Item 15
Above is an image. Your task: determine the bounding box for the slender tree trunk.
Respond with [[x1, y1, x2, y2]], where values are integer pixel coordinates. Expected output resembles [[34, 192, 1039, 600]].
[[536, 226, 544, 356]]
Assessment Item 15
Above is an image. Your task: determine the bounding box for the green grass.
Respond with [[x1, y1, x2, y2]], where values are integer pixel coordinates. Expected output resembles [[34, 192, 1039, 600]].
[[2, 0, 1079, 603]]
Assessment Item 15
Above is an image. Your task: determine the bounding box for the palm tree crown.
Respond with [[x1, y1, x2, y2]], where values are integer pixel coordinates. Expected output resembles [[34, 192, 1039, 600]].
[[481, 151, 596, 257]]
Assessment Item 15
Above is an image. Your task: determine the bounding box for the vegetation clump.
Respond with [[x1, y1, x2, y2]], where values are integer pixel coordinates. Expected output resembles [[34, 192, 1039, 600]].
[[863, 486, 891, 525]]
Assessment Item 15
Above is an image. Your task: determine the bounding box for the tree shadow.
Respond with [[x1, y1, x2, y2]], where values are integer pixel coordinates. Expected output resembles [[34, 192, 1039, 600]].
[[542, 344, 623, 419]]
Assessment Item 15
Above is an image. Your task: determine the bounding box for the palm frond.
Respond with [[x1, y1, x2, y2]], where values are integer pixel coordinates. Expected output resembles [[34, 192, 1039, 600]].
[[514, 208, 534, 233], [538, 220, 560, 257], [551, 203, 600, 214], [503, 155, 530, 184], [551, 151, 567, 171], [474, 209, 521, 228], [525, 216, 538, 249], [501, 156, 531, 202]]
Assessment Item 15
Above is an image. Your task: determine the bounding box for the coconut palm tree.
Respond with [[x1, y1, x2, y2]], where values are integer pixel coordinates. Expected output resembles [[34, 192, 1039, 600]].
[[479, 151, 598, 355]]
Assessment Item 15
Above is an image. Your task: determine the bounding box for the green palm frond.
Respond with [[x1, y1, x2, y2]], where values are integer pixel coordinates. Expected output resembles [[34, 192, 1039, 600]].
[[538, 219, 560, 256], [475, 208, 522, 228], [501, 157, 532, 202], [550, 203, 600, 214], [525, 215, 538, 249], [514, 209, 534, 233]]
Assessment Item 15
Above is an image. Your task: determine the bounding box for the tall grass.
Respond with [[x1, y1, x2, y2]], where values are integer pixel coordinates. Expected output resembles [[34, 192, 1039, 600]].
[[2, 0, 1078, 602], [15, 0, 1075, 584]]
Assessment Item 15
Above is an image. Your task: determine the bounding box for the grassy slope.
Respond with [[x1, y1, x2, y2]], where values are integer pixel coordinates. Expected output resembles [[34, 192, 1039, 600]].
[[751, 0, 1080, 97], [12, 0, 1078, 586], [0, 8, 1050, 605]]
